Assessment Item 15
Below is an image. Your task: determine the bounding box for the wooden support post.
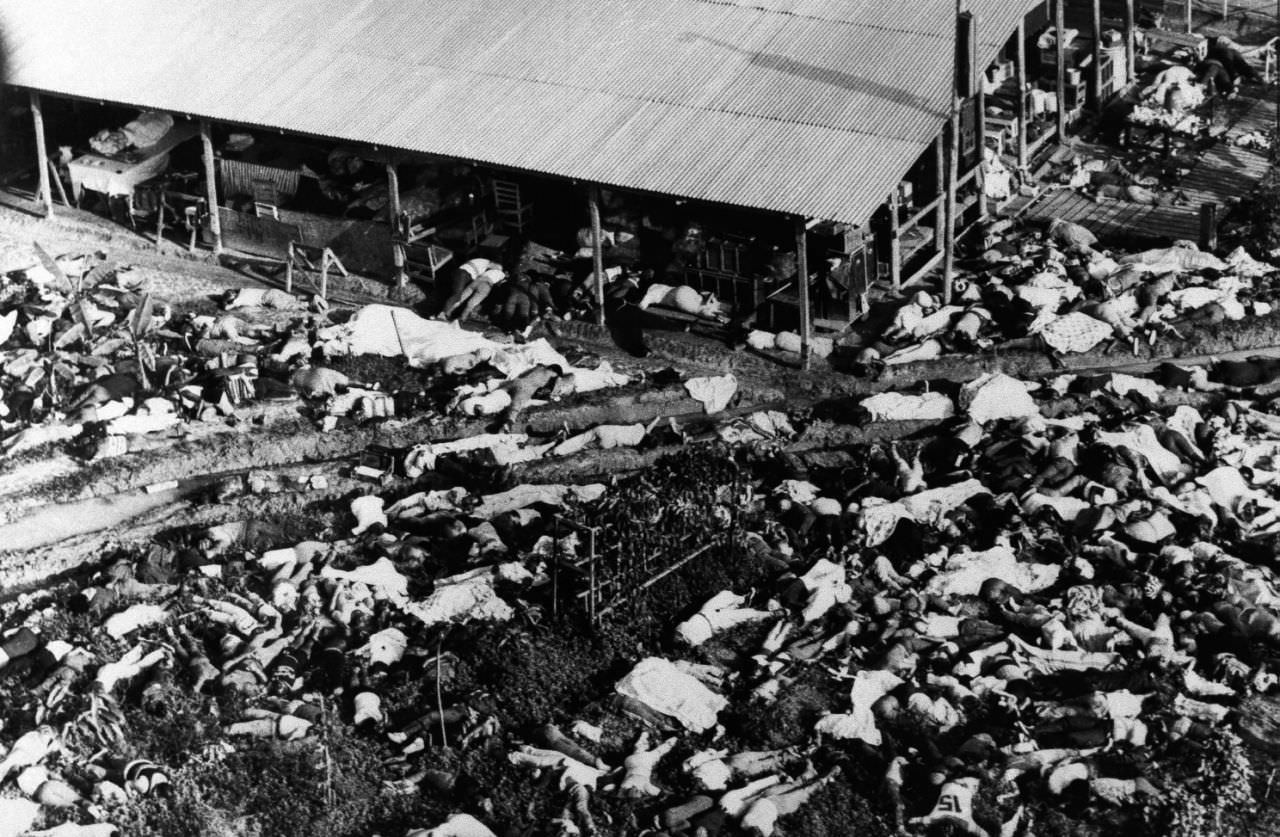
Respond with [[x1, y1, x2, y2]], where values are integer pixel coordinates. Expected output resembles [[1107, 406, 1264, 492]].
[[199, 120, 222, 255], [155, 191, 166, 249], [944, 0, 962, 303], [1125, 0, 1136, 82], [888, 188, 902, 292], [1092, 0, 1104, 111], [1016, 17, 1028, 171], [794, 216, 812, 370], [588, 185, 605, 327], [934, 135, 946, 251], [1055, 0, 1068, 141], [386, 161, 407, 287], [1200, 202, 1219, 251], [29, 91, 54, 219], [285, 243, 294, 293], [1186, 0, 1193, 34], [973, 14, 988, 224], [48, 159, 70, 208], [847, 244, 860, 323], [943, 107, 959, 303]]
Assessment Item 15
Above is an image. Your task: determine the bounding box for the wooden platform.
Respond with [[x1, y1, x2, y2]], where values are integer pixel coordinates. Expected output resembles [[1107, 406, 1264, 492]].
[[1021, 92, 1275, 244]]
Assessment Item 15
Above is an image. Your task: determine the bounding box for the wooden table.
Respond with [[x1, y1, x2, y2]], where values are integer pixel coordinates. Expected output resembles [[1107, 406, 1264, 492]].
[[67, 121, 200, 202]]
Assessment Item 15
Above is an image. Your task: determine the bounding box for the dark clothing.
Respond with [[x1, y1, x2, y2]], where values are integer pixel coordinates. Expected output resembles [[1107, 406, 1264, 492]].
[[1154, 362, 1195, 389], [1197, 59, 1234, 96], [1210, 357, 1280, 387], [1208, 40, 1261, 84]]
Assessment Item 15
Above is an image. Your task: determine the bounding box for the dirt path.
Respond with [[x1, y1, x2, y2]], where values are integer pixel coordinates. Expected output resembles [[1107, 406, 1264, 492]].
[[0, 483, 185, 552]]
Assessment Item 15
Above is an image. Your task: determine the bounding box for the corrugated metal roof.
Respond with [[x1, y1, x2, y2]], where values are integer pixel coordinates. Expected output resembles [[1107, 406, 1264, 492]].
[[0, 0, 1039, 224]]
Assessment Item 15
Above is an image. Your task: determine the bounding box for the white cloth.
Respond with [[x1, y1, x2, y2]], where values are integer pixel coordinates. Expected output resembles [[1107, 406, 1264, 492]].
[[0, 310, 16, 347], [471, 483, 606, 518], [899, 479, 990, 529], [386, 488, 470, 517], [960, 373, 1039, 424], [402, 564, 528, 627], [614, 657, 728, 732], [350, 495, 387, 535], [685, 374, 737, 414], [1107, 374, 1163, 402], [814, 670, 903, 746], [26, 825, 119, 837], [799, 558, 851, 622], [1097, 425, 1185, 479], [406, 813, 498, 837], [0, 798, 40, 837], [320, 305, 499, 367], [925, 545, 1060, 597], [674, 592, 768, 647], [1023, 493, 1091, 522], [552, 424, 645, 457], [404, 434, 534, 476], [1033, 312, 1113, 354], [68, 150, 171, 197], [361, 627, 408, 667], [775, 479, 820, 504], [103, 603, 169, 639], [1120, 246, 1226, 272], [861, 391, 955, 422]]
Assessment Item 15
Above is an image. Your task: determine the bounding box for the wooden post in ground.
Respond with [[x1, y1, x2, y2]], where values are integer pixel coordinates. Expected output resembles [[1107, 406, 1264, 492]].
[[944, 0, 963, 303], [1092, 0, 1104, 111], [1186, 0, 1193, 34], [29, 91, 54, 219], [1124, 0, 1136, 83], [1016, 16, 1028, 171], [1055, 0, 1068, 141], [943, 108, 959, 303], [888, 188, 902, 292], [48, 160, 70, 208], [386, 161, 406, 287], [934, 135, 946, 252], [588, 185, 605, 327], [972, 13, 988, 224], [199, 120, 222, 255], [794, 216, 812, 370]]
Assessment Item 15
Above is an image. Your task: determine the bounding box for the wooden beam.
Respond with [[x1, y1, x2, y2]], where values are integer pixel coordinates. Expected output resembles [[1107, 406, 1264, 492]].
[[934, 135, 945, 251], [944, 0, 962, 303], [943, 105, 959, 303], [1092, 0, 1104, 111], [386, 161, 406, 287], [1186, 0, 1193, 34], [1055, 0, 1068, 141], [888, 188, 902, 292], [973, 13, 988, 225], [1016, 16, 1028, 170], [588, 185, 605, 327], [199, 120, 222, 255], [794, 216, 812, 370], [1124, 0, 1136, 82], [29, 91, 53, 219]]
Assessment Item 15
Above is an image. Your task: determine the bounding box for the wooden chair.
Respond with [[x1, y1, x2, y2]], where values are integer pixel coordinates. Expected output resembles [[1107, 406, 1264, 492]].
[[252, 177, 279, 219], [492, 179, 533, 233], [395, 212, 455, 281], [286, 241, 348, 301]]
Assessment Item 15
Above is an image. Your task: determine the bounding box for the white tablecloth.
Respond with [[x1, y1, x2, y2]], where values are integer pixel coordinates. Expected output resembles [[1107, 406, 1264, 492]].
[[68, 151, 171, 198]]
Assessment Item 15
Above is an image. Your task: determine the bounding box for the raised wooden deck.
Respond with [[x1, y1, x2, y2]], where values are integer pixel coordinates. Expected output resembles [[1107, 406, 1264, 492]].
[[1020, 91, 1275, 244]]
